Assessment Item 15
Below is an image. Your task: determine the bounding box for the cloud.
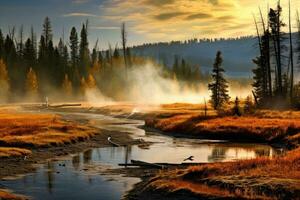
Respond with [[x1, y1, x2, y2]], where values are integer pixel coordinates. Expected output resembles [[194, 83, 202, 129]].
[[100, 0, 300, 41], [208, 0, 219, 5], [154, 12, 187, 21], [186, 13, 213, 20], [144, 0, 176, 7], [63, 12, 97, 17]]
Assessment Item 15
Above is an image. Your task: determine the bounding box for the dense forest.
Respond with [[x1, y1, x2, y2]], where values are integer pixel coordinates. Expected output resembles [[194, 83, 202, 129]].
[[0, 18, 205, 103]]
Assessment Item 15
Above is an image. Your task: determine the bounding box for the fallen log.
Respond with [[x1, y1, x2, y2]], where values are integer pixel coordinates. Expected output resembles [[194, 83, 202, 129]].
[[130, 159, 164, 169], [119, 161, 208, 168]]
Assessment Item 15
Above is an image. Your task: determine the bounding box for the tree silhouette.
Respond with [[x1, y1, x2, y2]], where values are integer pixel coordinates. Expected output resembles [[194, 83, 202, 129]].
[[208, 51, 230, 110]]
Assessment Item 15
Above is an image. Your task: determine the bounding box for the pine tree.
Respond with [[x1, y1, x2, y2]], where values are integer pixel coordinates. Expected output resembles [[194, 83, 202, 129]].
[[252, 56, 266, 104], [4, 34, 18, 94], [79, 22, 90, 78], [24, 38, 36, 71], [208, 51, 230, 110], [43, 17, 52, 46]]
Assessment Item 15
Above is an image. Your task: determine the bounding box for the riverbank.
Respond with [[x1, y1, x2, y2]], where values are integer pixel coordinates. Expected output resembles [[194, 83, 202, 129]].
[[127, 146, 300, 199], [122, 104, 300, 199], [50, 103, 300, 148], [0, 106, 142, 199]]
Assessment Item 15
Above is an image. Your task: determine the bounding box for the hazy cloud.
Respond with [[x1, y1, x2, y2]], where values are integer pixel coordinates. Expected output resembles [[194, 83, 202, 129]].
[[144, 0, 176, 7], [186, 13, 213, 20], [208, 0, 219, 5], [63, 12, 97, 17], [154, 12, 187, 21]]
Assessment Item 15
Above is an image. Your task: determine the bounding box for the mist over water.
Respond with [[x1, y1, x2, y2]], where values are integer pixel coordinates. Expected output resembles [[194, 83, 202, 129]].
[[84, 62, 252, 104]]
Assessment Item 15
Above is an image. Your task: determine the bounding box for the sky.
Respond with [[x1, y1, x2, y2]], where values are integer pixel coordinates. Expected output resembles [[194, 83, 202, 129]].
[[0, 0, 299, 49]]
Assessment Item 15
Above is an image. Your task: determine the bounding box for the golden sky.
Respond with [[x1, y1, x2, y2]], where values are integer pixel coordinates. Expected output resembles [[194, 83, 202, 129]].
[[1, 0, 299, 46], [100, 0, 300, 42]]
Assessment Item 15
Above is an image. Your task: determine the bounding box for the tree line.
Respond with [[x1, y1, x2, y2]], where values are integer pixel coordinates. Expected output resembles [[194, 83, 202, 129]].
[[252, 1, 300, 108], [0, 18, 139, 102], [0, 17, 208, 102]]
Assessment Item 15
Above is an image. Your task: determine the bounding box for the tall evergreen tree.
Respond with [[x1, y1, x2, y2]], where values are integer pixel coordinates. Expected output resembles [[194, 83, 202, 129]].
[[69, 27, 79, 83], [23, 38, 36, 71], [252, 56, 266, 104], [42, 17, 52, 46], [79, 22, 90, 78], [208, 51, 230, 110]]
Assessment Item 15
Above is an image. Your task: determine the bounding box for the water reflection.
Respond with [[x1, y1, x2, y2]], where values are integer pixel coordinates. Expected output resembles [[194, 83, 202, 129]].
[[72, 154, 80, 170], [45, 162, 55, 194], [208, 147, 227, 162], [83, 149, 92, 164]]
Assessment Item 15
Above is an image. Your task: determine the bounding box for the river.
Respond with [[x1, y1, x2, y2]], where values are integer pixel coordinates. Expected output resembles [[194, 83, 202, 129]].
[[0, 112, 279, 200]]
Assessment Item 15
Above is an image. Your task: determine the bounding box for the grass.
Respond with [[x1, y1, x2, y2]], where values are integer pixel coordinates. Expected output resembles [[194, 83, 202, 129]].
[[0, 111, 98, 157], [145, 107, 300, 147], [147, 147, 300, 199]]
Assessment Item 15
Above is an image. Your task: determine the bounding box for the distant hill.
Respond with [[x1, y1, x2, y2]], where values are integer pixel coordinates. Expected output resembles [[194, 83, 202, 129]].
[[130, 34, 298, 78]]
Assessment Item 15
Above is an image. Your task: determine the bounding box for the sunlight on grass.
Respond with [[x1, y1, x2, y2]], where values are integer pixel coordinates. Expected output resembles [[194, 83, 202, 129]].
[[0, 112, 98, 149]]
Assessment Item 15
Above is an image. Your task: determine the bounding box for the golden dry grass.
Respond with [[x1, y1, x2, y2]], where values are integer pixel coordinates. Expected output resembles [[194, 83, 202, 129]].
[[0, 112, 97, 150], [0, 189, 28, 200], [149, 147, 300, 199], [146, 107, 300, 146]]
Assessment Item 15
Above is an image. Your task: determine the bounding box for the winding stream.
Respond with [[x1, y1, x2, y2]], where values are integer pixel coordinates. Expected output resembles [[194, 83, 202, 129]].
[[0, 112, 280, 200]]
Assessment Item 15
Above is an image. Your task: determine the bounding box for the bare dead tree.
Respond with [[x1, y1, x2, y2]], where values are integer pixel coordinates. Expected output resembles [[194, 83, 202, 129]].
[[260, 7, 272, 96], [121, 22, 128, 79], [289, 0, 294, 99]]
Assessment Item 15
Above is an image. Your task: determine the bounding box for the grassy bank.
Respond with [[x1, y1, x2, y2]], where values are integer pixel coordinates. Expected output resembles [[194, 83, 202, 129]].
[[145, 106, 300, 148], [135, 147, 300, 199], [0, 111, 98, 156]]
